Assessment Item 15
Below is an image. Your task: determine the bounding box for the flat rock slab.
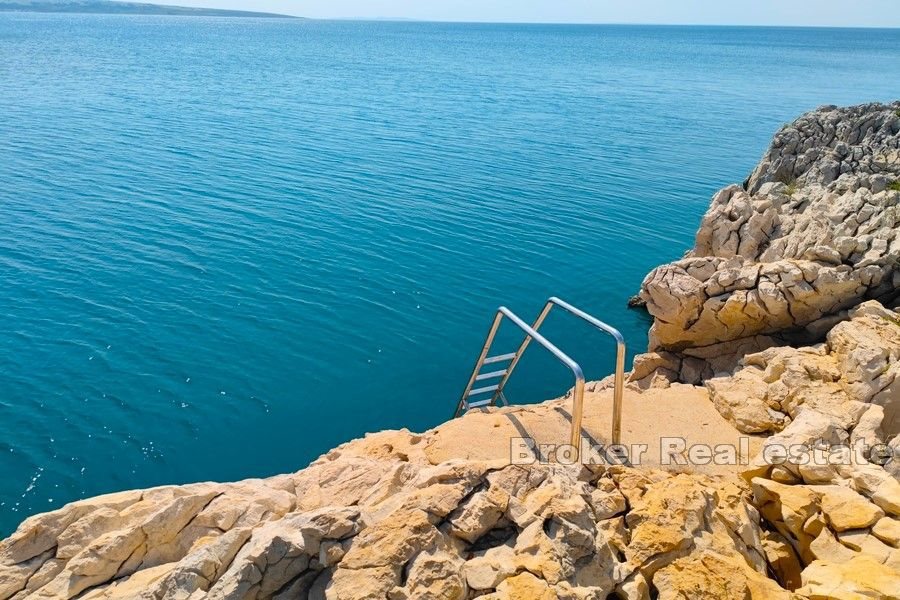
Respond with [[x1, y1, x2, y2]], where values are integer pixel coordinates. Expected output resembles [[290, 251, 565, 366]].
[[425, 383, 763, 477]]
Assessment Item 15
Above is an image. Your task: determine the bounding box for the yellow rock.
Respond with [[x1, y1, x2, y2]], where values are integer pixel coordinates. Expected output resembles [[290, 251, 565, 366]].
[[820, 485, 885, 531], [652, 551, 799, 600], [872, 517, 900, 548], [798, 554, 900, 600], [493, 572, 556, 600], [762, 531, 803, 590]]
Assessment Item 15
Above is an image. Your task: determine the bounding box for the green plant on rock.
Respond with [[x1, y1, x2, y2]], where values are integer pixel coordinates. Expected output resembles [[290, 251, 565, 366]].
[[775, 173, 800, 196], [784, 179, 799, 196], [888, 180, 900, 192]]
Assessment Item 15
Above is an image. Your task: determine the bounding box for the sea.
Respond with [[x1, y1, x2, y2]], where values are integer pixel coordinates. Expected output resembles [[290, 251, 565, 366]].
[[1, 14, 898, 534]]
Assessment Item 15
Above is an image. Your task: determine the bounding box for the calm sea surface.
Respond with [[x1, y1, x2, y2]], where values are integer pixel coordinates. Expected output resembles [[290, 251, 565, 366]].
[[0, 15, 898, 533]]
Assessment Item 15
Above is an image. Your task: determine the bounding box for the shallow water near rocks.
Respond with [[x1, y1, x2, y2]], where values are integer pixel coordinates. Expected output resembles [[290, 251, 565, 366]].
[[0, 15, 898, 534]]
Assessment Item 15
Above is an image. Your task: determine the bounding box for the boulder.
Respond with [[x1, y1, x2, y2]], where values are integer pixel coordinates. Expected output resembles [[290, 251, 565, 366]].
[[872, 517, 900, 548], [819, 486, 884, 531], [798, 554, 900, 600]]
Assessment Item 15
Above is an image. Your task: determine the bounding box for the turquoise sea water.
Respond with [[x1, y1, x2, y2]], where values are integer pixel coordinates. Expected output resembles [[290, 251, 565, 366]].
[[0, 15, 898, 534]]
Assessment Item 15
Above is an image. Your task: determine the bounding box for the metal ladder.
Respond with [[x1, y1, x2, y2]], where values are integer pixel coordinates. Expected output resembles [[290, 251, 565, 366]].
[[454, 297, 626, 448]]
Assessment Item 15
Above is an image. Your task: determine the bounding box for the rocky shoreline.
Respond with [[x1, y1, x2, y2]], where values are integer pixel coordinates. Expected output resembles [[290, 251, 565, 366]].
[[2, 101, 899, 599]]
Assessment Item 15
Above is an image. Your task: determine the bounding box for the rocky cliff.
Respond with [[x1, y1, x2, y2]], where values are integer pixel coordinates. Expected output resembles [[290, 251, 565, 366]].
[[0, 438, 795, 600], [639, 102, 899, 355], [2, 102, 899, 600]]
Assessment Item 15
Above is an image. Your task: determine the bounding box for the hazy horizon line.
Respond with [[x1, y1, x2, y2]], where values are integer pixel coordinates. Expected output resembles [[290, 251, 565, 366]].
[[5, 7, 900, 29], [325, 17, 900, 29]]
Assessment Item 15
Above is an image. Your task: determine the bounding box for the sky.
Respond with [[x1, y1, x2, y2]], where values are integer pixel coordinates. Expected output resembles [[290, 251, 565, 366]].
[[142, 0, 900, 27]]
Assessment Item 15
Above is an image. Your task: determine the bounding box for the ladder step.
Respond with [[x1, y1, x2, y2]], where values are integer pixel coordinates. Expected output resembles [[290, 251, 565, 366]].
[[466, 399, 493, 409], [475, 369, 507, 381], [483, 353, 516, 365], [467, 384, 500, 397]]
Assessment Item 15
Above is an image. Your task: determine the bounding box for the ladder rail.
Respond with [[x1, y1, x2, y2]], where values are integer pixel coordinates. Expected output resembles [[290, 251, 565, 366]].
[[455, 311, 506, 418], [491, 297, 626, 444], [455, 306, 586, 451]]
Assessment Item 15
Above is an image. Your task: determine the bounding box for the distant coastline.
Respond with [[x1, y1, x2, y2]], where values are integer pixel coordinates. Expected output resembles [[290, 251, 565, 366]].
[[0, 0, 296, 18]]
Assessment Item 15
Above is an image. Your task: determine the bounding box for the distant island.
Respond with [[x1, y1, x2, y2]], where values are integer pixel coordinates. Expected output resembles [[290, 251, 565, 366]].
[[0, 0, 296, 17]]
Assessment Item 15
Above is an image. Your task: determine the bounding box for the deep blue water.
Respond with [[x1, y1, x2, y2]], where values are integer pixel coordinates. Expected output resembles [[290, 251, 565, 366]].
[[0, 15, 898, 534]]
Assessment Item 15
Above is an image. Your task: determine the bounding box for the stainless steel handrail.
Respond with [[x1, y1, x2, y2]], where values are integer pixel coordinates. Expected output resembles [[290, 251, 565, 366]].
[[455, 306, 586, 450], [456, 310, 505, 417], [493, 297, 626, 444]]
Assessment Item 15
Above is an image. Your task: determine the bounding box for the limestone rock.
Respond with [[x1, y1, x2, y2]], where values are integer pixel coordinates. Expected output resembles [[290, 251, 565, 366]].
[[751, 478, 820, 554], [742, 408, 849, 483], [808, 528, 856, 564], [885, 434, 900, 480], [798, 555, 900, 600], [872, 517, 900, 548], [747, 102, 900, 193], [707, 301, 899, 435], [761, 531, 803, 591], [0, 429, 785, 600], [819, 486, 884, 531], [485, 571, 555, 600], [652, 551, 799, 600], [639, 102, 900, 354]]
